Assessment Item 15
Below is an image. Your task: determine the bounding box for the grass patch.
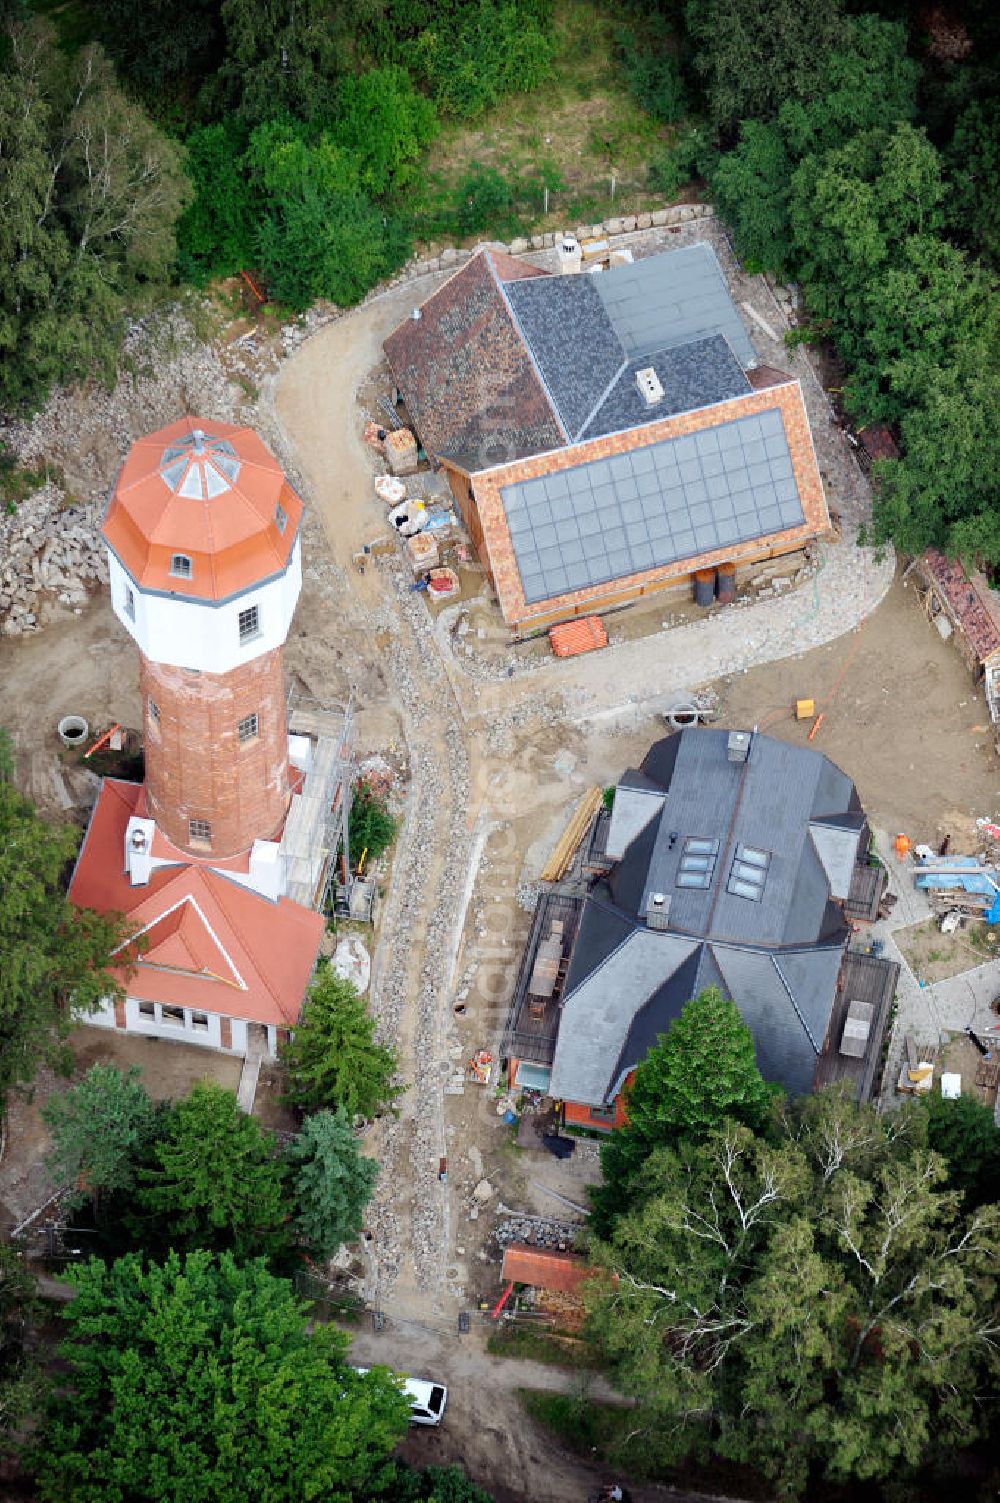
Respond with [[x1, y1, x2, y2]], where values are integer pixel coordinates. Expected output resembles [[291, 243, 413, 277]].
[[487, 1323, 603, 1368], [414, 0, 693, 243]]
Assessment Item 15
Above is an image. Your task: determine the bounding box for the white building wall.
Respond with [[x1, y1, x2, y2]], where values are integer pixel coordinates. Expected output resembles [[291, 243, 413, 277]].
[[108, 539, 301, 674], [75, 997, 117, 1029]]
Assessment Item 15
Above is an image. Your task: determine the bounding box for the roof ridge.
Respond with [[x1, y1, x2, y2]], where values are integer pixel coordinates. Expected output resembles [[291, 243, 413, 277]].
[[575, 357, 628, 441], [202, 870, 299, 1024], [770, 954, 821, 1053]]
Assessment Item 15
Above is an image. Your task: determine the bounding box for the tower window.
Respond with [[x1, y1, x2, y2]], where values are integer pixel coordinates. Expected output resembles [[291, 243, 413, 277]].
[[148, 698, 160, 724], [238, 712, 259, 743], [188, 818, 212, 846], [124, 585, 136, 620], [238, 604, 260, 643], [170, 554, 193, 579], [274, 502, 287, 534]]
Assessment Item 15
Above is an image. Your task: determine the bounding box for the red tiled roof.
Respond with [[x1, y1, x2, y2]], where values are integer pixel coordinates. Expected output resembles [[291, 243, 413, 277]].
[[501, 1244, 593, 1295], [923, 550, 1000, 664], [383, 251, 562, 472], [857, 424, 900, 463], [70, 780, 323, 1026], [103, 417, 303, 604]]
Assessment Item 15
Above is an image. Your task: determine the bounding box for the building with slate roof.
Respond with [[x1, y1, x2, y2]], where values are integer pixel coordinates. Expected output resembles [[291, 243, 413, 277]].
[[503, 728, 898, 1130], [384, 244, 831, 635]]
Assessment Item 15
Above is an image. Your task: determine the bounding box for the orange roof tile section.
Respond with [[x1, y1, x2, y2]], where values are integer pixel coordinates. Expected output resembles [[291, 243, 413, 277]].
[[103, 416, 304, 603], [70, 780, 323, 1027], [501, 1244, 593, 1295], [549, 617, 608, 657], [473, 381, 830, 631]]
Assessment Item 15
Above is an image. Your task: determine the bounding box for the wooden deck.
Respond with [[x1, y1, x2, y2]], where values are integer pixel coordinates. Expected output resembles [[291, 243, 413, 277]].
[[844, 863, 886, 922], [815, 949, 899, 1100]]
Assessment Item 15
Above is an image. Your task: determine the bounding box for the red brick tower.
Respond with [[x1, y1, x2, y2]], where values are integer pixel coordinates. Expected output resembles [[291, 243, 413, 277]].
[[102, 418, 306, 859]]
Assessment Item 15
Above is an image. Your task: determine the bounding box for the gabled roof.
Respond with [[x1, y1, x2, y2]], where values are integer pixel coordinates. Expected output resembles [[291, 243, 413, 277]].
[[383, 250, 563, 471], [504, 274, 624, 438], [103, 417, 303, 604], [501, 1244, 593, 1295], [70, 779, 323, 1027], [545, 729, 867, 1106], [579, 335, 750, 441]]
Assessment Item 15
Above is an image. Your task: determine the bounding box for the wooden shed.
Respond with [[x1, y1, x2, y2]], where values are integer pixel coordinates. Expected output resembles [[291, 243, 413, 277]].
[[916, 550, 1000, 726]]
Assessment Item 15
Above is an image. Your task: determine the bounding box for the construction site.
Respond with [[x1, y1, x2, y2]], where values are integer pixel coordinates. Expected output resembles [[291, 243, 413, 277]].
[[3, 218, 1000, 1502]]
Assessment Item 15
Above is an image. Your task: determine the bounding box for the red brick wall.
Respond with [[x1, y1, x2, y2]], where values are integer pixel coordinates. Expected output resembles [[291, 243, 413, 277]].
[[114, 998, 127, 1029], [219, 1017, 232, 1050], [140, 647, 290, 857]]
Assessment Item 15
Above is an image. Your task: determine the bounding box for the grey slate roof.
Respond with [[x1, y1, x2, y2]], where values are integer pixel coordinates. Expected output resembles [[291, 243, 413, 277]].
[[504, 276, 624, 440], [549, 929, 697, 1104], [580, 336, 750, 441], [501, 407, 804, 606], [808, 820, 863, 901], [595, 243, 758, 368], [546, 729, 868, 1106], [606, 785, 666, 861]]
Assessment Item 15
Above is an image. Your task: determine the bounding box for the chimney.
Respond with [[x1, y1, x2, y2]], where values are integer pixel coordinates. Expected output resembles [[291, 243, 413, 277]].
[[635, 367, 664, 406], [557, 233, 582, 275], [727, 730, 751, 763], [647, 892, 671, 931]]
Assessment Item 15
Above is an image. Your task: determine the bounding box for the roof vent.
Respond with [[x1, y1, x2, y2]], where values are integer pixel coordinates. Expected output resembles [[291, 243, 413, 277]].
[[727, 730, 751, 763], [131, 828, 147, 852], [410, 307, 422, 322], [647, 892, 672, 931], [635, 367, 664, 406]]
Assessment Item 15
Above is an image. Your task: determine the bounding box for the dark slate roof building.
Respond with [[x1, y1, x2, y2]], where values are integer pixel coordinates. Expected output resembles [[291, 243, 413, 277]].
[[505, 729, 897, 1116]]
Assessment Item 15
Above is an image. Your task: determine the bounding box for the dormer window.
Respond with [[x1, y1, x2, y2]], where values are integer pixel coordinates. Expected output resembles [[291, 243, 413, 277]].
[[170, 554, 193, 579], [274, 502, 287, 534]]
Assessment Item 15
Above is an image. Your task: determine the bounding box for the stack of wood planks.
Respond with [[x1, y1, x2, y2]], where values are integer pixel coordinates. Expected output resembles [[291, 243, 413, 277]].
[[540, 788, 603, 883]]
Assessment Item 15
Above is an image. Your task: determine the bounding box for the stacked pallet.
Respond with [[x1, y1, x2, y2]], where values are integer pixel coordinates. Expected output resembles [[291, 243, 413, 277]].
[[549, 617, 608, 658]]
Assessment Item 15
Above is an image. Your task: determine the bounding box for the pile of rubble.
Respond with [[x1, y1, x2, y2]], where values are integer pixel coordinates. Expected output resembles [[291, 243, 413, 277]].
[[0, 483, 107, 636]]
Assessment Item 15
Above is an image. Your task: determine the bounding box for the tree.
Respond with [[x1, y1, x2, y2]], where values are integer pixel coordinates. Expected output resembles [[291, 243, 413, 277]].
[[349, 782, 396, 866], [0, 1242, 40, 1441], [42, 1062, 161, 1212], [32, 1250, 411, 1503], [175, 119, 254, 283], [94, 0, 223, 98], [683, 0, 849, 135], [133, 1081, 289, 1261], [0, 755, 125, 1110], [215, 0, 348, 125], [281, 965, 401, 1119], [922, 1091, 1000, 1211], [375, 1464, 495, 1502], [592, 987, 775, 1233], [287, 1106, 378, 1259], [0, 24, 189, 411], [588, 1091, 1000, 1497]]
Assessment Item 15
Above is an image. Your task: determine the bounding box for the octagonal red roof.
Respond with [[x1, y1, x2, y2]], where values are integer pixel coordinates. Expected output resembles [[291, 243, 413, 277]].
[[103, 416, 303, 603]]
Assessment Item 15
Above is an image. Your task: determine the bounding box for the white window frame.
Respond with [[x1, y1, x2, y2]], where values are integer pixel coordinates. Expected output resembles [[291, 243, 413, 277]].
[[237, 712, 259, 744], [170, 554, 193, 579]]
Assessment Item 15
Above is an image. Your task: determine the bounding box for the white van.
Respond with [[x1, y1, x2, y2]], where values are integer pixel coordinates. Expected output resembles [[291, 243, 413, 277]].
[[352, 1368, 448, 1427]]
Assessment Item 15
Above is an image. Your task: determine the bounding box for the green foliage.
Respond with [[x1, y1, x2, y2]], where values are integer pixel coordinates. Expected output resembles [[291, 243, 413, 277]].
[[588, 1089, 1000, 1496], [281, 964, 401, 1119], [616, 12, 685, 124], [646, 124, 704, 201], [331, 65, 438, 197], [287, 1106, 378, 1258], [93, 0, 222, 98], [375, 1462, 496, 1502], [683, 0, 849, 135], [710, 121, 791, 272], [945, 97, 1000, 267], [0, 770, 124, 1109], [449, 162, 519, 239], [42, 1063, 161, 1210], [134, 1081, 289, 1261], [32, 1250, 410, 1503], [0, 23, 190, 411], [175, 120, 254, 282], [215, 0, 346, 126], [350, 782, 397, 866], [0, 1241, 40, 1440], [244, 119, 410, 310], [592, 987, 775, 1233], [923, 1090, 1000, 1211], [413, 0, 555, 120]]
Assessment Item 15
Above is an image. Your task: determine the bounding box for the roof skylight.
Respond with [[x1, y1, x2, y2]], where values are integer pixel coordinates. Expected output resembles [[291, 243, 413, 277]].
[[676, 836, 719, 890], [727, 844, 770, 901]]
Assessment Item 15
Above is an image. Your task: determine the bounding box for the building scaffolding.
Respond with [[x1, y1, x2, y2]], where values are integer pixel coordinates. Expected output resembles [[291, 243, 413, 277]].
[[280, 692, 354, 912]]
